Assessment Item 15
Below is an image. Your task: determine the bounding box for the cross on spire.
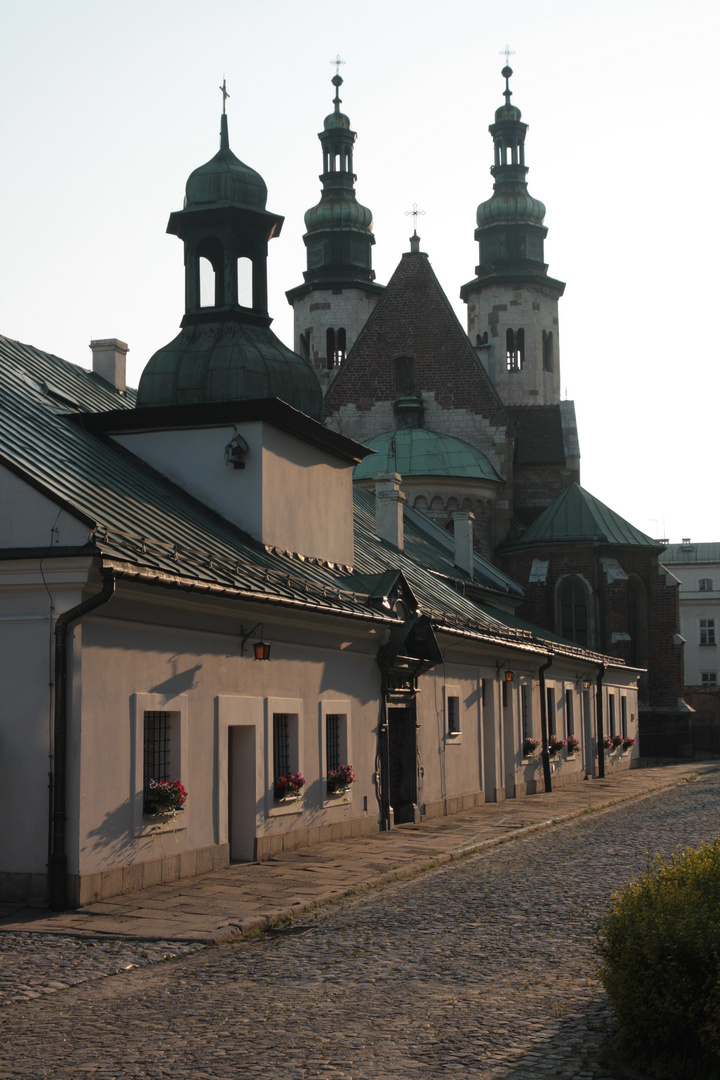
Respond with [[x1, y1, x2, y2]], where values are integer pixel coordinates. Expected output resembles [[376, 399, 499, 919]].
[[219, 78, 230, 114], [331, 54, 346, 77], [405, 203, 425, 230], [500, 44, 515, 65]]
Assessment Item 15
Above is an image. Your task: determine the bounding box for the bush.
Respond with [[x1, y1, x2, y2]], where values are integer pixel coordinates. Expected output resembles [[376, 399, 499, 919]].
[[596, 837, 720, 1078]]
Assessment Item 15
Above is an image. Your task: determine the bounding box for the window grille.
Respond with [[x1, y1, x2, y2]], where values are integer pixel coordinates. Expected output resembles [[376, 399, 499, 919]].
[[143, 711, 171, 802], [609, 696, 616, 737], [546, 687, 555, 725], [621, 697, 628, 738], [521, 684, 529, 742], [326, 714, 341, 772], [701, 672, 718, 685], [447, 696, 460, 734], [700, 619, 717, 646], [565, 689, 574, 737], [273, 714, 290, 779]]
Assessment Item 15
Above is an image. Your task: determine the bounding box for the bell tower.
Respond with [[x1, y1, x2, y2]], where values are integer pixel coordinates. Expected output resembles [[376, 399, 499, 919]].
[[460, 66, 565, 407], [286, 70, 384, 392]]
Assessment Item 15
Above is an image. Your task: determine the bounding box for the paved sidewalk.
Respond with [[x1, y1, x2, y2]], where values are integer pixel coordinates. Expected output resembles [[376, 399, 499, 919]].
[[1, 761, 717, 943]]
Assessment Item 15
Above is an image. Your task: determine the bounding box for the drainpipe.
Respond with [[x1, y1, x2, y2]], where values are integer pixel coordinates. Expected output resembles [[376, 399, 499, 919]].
[[596, 664, 607, 780], [538, 652, 554, 794], [49, 572, 116, 910]]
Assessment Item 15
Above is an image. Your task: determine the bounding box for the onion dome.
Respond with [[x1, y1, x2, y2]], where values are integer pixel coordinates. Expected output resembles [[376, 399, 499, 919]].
[[476, 192, 546, 228], [185, 115, 267, 210]]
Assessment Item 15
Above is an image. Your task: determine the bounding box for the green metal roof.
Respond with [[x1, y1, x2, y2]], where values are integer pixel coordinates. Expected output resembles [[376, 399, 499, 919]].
[[662, 543, 720, 565], [353, 428, 504, 484], [504, 483, 662, 550], [0, 336, 627, 666], [185, 115, 267, 211], [136, 321, 323, 420]]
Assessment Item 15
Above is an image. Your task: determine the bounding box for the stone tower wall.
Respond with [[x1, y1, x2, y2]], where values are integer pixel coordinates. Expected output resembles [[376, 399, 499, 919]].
[[467, 282, 561, 406]]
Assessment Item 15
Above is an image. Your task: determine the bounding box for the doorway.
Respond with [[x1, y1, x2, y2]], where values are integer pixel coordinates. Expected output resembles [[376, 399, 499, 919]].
[[228, 725, 256, 861], [387, 706, 417, 824]]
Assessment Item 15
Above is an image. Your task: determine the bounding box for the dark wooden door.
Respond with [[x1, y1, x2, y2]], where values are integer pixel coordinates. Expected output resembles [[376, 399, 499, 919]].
[[387, 706, 417, 824]]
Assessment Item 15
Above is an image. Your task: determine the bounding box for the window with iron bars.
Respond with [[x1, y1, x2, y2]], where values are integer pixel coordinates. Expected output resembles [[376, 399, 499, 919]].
[[521, 684, 529, 743], [143, 711, 171, 810], [326, 714, 341, 773], [273, 713, 291, 780]]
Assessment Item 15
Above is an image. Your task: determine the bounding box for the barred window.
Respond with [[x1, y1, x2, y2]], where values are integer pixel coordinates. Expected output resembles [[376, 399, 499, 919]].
[[608, 695, 616, 737], [521, 684, 529, 743], [565, 689, 574, 737], [273, 714, 290, 779], [447, 696, 460, 734], [143, 711, 171, 805], [326, 714, 341, 772], [621, 696, 628, 738]]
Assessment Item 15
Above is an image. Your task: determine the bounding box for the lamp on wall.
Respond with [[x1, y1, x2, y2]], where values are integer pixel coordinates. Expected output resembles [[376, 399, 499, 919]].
[[496, 659, 514, 682], [240, 623, 271, 660], [576, 672, 593, 690]]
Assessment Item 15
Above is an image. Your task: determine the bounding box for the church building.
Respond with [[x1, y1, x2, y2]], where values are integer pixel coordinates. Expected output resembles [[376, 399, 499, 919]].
[[0, 69, 662, 911]]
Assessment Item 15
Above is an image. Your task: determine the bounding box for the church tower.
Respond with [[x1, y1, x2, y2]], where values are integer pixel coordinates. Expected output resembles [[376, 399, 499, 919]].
[[460, 66, 565, 408], [286, 71, 384, 392]]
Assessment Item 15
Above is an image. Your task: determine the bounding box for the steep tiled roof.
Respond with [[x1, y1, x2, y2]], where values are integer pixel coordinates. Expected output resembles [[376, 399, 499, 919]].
[[324, 250, 508, 425], [501, 483, 662, 550]]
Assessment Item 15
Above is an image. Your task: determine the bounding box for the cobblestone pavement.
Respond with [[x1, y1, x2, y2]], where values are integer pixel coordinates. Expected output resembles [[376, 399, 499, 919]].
[[2, 773, 719, 1079]]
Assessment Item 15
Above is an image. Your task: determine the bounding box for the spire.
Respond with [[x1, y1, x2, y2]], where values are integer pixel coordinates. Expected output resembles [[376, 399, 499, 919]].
[[290, 69, 378, 291], [461, 66, 565, 292]]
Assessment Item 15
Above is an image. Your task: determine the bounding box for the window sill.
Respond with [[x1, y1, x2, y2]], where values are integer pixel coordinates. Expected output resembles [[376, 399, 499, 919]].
[[323, 789, 353, 807], [269, 798, 304, 818], [445, 731, 463, 743]]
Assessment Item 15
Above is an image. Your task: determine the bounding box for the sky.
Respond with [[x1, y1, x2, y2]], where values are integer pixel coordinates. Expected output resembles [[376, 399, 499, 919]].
[[1, 0, 718, 545]]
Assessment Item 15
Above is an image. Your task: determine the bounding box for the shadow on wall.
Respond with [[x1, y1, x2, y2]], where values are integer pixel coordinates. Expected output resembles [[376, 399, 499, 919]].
[[149, 662, 202, 697]]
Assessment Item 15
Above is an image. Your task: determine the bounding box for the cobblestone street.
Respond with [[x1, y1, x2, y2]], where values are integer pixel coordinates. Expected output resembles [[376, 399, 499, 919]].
[[2, 772, 720, 1078]]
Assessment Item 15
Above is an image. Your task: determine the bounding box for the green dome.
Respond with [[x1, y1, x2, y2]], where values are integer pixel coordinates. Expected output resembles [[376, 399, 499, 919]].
[[137, 321, 323, 420], [353, 428, 504, 483], [305, 195, 373, 233], [494, 103, 522, 123], [324, 109, 351, 131], [476, 192, 546, 228], [185, 147, 267, 210]]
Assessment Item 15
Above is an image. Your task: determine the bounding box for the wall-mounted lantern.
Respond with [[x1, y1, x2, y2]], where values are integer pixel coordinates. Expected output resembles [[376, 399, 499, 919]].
[[240, 623, 271, 660]]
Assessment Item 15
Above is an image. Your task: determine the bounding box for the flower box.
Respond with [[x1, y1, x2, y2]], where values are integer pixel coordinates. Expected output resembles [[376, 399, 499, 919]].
[[274, 772, 306, 801], [144, 778, 187, 818], [327, 764, 356, 797], [522, 737, 541, 759], [548, 734, 566, 757]]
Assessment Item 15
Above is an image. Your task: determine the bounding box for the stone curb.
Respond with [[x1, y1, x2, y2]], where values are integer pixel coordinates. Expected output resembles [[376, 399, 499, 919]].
[[207, 768, 719, 945]]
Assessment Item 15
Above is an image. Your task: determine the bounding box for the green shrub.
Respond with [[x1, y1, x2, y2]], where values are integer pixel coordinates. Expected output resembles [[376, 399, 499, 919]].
[[596, 837, 720, 1078]]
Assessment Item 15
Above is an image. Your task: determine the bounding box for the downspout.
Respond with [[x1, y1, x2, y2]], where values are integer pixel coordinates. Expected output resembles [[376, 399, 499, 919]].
[[538, 651, 554, 794], [596, 663, 607, 780], [49, 571, 116, 911]]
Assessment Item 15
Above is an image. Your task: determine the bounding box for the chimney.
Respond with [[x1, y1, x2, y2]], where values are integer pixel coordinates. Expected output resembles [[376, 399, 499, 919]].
[[374, 473, 406, 551], [90, 339, 128, 392], [453, 512, 475, 578]]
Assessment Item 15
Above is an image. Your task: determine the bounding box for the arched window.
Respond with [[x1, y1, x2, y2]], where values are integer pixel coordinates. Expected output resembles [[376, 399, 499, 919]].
[[559, 577, 590, 647], [543, 330, 554, 372], [326, 328, 346, 369], [197, 238, 225, 308], [237, 257, 253, 308], [199, 256, 215, 308], [395, 356, 414, 393], [506, 328, 524, 371]]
